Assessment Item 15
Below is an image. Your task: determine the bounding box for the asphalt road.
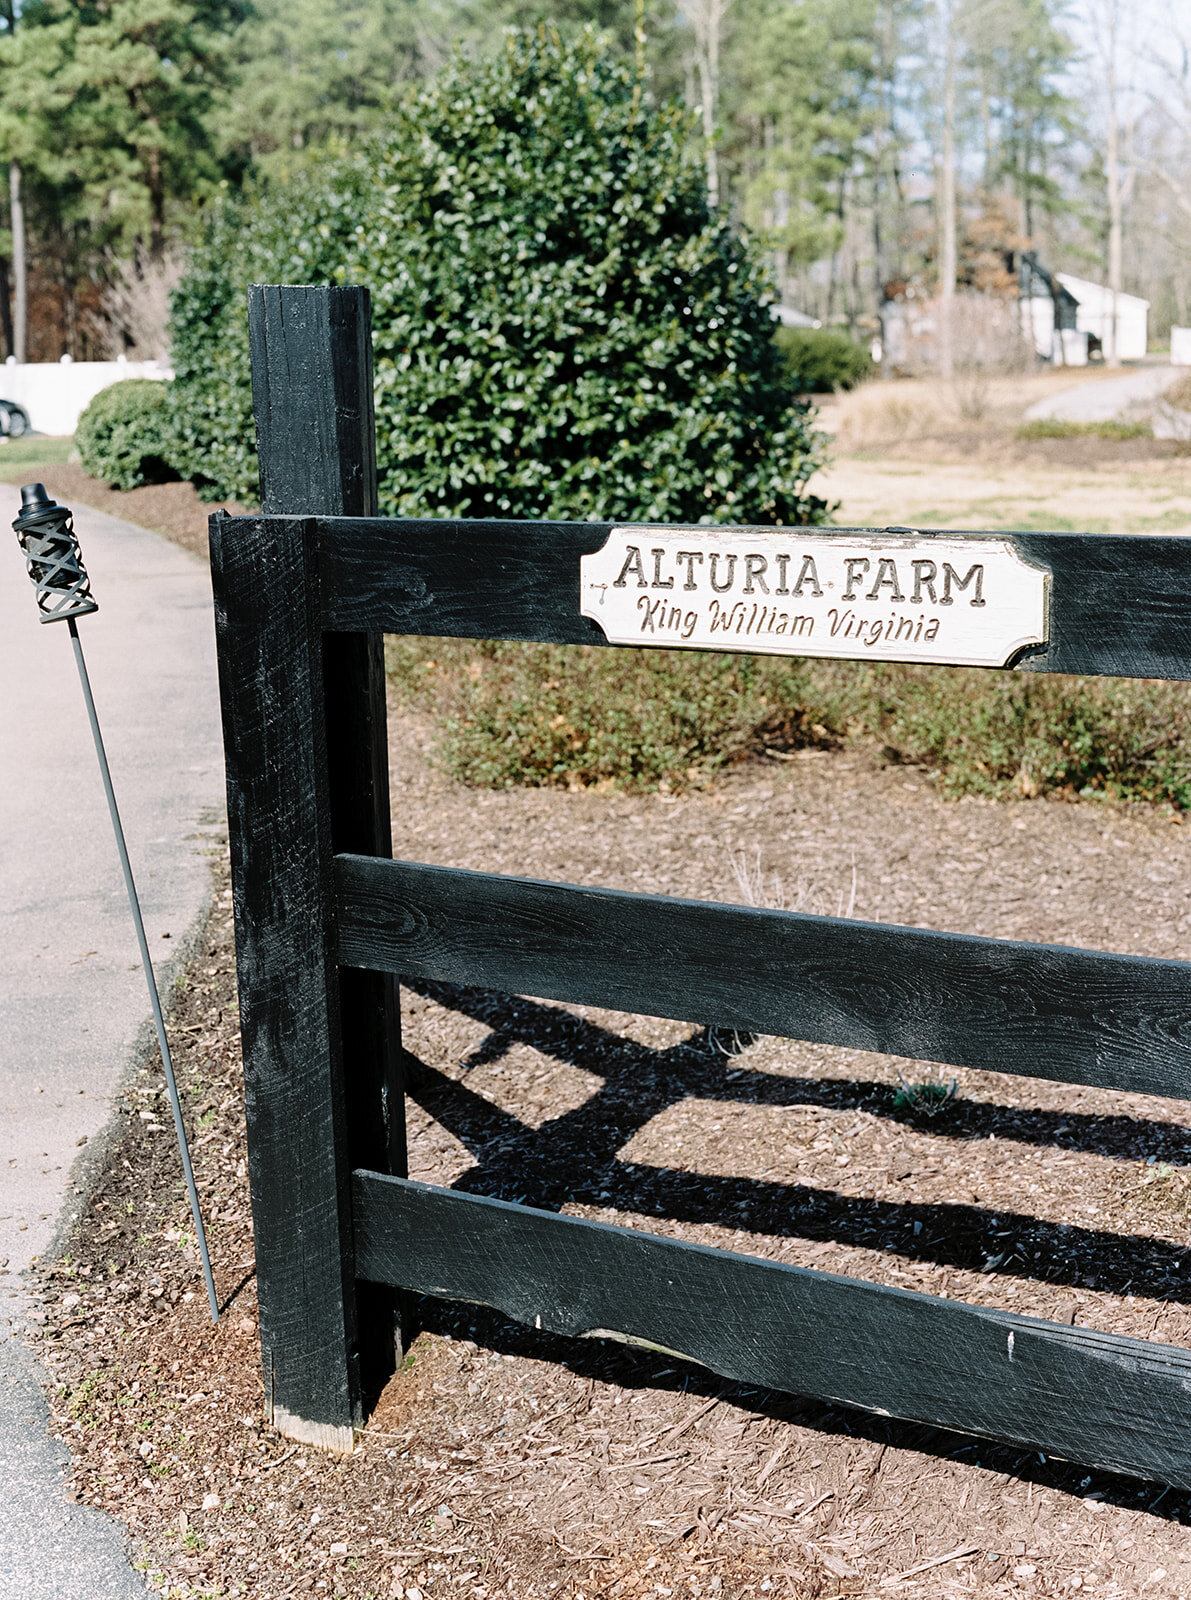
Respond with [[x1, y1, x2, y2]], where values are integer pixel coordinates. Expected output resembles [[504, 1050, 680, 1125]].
[[0, 487, 224, 1596]]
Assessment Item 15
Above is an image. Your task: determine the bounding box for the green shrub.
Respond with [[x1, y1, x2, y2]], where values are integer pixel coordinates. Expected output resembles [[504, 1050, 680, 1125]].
[[857, 663, 1191, 806], [75, 380, 176, 490], [388, 637, 851, 790], [387, 635, 1191, 807], [169, 29, 829, 524], [774, 326, 872, 393], [169, 161, 371, 503]]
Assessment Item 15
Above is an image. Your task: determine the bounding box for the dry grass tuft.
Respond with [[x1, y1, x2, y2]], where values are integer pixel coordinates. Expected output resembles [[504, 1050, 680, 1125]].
[[820, 370, 1129, 456]]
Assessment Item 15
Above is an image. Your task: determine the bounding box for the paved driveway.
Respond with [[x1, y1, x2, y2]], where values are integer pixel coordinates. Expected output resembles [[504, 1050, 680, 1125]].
[[1023, 364, 1182, 422], [0, 489, 224, 1596]]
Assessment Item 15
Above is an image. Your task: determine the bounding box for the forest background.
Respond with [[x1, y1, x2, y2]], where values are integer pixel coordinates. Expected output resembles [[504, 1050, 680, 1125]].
[[0, 0, 1186, 368]]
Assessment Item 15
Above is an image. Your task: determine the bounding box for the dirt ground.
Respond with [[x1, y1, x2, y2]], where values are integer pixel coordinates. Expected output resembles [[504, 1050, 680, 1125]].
[[807, 452, 1191, 543], [27, 707, 1191, 1600], [0, 458, 247, 556], [22, 398, 1191, 1599]]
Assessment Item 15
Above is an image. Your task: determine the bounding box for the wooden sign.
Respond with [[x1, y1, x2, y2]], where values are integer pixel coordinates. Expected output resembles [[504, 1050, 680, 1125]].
[[580, 527, 1050, 668]]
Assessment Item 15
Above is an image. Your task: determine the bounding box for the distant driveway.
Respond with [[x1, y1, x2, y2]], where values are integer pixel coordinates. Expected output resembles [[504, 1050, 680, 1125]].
[[1024, 364, 1182, 423]]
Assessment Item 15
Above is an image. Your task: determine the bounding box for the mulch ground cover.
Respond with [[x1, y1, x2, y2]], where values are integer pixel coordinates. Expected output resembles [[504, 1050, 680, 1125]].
[[0, 458, 248, 557], [24, 698, 1191, 1600]]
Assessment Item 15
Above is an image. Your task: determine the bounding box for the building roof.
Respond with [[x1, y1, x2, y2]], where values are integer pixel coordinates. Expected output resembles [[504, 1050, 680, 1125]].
[[770, 305, 821, 329], [1056, 272, 1150, 311], [1018, 251, 1079, 310]]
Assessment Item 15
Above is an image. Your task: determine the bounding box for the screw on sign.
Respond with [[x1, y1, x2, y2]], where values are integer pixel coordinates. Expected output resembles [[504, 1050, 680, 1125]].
[[12, 483, 219, 1321]]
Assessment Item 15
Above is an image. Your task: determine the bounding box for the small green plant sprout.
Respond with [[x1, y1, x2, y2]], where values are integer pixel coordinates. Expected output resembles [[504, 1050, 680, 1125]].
[[893, 1074, 959, 1116]]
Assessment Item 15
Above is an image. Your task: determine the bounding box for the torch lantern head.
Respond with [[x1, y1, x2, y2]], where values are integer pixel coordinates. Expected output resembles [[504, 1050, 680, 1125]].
[[13, 483, 97, 623]]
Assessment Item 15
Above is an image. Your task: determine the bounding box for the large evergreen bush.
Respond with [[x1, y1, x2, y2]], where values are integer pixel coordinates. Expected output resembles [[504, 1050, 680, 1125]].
[[168, 162, 369, 502], [169, 29, 829, 522]]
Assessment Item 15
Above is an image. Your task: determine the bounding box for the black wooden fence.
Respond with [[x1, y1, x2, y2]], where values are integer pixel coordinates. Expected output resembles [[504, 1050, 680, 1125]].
[[211, 282, 1191, 1484]]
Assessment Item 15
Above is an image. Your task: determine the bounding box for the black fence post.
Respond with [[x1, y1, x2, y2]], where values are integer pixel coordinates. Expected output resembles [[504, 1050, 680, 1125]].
[[247, 283, 407, 1404], [210, 283, 404, 1448]]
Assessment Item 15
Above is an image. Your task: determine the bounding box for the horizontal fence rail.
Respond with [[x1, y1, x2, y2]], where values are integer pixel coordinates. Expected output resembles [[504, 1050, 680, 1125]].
[[213, 286, 1191, 1479], [229, 514, 1191, 682], [335, 854, 1191, 1102], [353, 1171, 1191, 1489]]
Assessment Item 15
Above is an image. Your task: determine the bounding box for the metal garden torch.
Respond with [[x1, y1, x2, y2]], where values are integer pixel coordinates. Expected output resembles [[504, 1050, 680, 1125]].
[[13, 484, 219, 1322]]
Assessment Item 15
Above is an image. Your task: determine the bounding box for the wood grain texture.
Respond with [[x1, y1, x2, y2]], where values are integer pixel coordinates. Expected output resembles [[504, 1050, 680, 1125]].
[[248, 284, 378, 521], [248, 282, 406, 1409], [225, 513, 1191, 681], [209, 510, 359, 1448], [335, 854, 1191, 1101], [353, 1172, 1191, 1488]]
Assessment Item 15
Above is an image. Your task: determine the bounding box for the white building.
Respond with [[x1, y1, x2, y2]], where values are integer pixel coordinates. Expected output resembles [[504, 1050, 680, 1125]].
[[1055, 274, 1149, 363], [770, 305, 820, 329], [1017, 253, 1087, 364]]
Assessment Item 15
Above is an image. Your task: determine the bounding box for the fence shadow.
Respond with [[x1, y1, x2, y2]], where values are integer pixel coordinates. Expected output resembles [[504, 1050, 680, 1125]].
[[402, 978, 1191, 1308], [396, 977, 1191, 1514]]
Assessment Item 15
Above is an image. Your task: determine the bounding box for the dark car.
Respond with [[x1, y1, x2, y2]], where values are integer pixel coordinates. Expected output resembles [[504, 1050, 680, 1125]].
[[0, 401, 30, 437]]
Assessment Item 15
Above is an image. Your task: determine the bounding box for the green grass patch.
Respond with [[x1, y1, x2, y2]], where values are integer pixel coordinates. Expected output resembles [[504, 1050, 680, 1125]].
[[0, 434, 74, 473], [1015, 418, 1151, 441], [388, 638, 1191, 807]]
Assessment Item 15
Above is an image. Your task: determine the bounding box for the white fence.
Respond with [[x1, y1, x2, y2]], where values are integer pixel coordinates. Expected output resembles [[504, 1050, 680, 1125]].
[[0, 356, 171, 436]]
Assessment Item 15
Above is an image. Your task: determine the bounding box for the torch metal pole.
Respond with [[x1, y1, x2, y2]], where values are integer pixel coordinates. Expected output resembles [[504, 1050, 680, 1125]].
[[67, 616, 219, 1322]]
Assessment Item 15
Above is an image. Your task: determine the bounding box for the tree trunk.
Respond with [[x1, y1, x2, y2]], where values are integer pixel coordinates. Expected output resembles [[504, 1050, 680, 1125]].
[[1104, 0, 1122, 366], [147, 140, 165, 262], [938, 0, 957, 381], [10, 159, 26, 364], [690, 0, 726, 208], [0, 256, 14, 361]]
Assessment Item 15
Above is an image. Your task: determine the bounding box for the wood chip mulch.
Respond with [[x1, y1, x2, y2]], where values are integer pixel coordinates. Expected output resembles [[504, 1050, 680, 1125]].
[[0, 459, 249, 559], [23, 711, 1191, 1600]]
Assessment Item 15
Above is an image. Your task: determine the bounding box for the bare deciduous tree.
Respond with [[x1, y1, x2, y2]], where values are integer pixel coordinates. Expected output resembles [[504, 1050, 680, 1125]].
[[679, 0, 732, 207], [938, 0, 958, 378], [1085, 0, 1137, 363], [99, 247, 183, 362]]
